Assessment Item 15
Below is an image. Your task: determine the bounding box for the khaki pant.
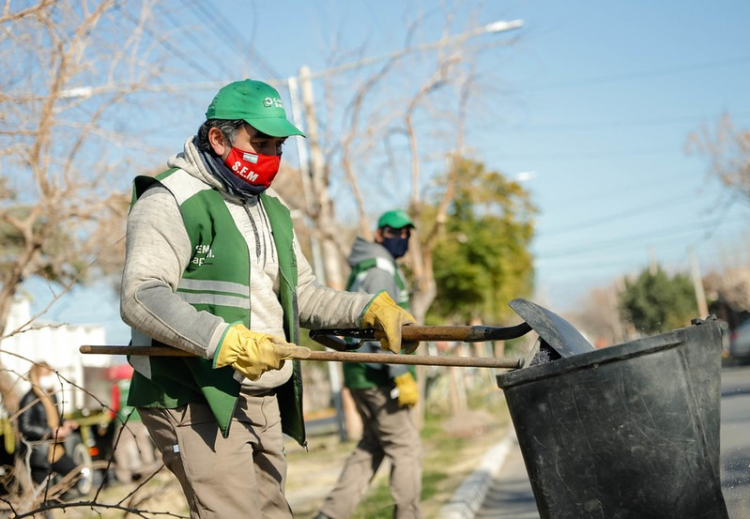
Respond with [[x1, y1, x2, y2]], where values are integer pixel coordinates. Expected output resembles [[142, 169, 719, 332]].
[[320, 385, 423, 519], [139, 391, 291, 519], [114, 420, 157, 483]]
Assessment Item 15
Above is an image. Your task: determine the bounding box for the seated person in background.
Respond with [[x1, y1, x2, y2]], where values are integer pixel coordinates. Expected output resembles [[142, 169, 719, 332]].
[[18, 362, 83, 490]]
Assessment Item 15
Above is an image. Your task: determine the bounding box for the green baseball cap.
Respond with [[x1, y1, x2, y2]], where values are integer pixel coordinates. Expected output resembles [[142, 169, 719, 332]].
[[378, 209, 415, 229], [205, 79, 305, 138]]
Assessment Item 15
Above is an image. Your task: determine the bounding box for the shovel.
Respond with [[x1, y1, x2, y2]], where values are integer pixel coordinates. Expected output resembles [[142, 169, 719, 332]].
[[309, 298, 595, 365], [80, 316, 534, 369], [80, 299, 593, 370]]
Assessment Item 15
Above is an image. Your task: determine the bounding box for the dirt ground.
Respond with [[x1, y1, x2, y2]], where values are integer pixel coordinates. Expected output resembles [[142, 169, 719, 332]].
[[286, 407, 511, 519], [43, 406, 510, 519]]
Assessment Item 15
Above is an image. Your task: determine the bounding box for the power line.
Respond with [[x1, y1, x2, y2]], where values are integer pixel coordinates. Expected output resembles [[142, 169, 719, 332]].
[[538, 192, 698, 236], [152, 3, 234, 80], [536, 229, 749, 281], [113, 3, 216, 79], [689, 192, 741, 248], [537, 234, 732, 272], [183, 0, 250, 65], [524, 54, 750, 92], [494, 147, 674, 161], [186, 0, 283, 80], [536, 215, 750, 259], [538, 258, 651, 273], [538, 171, 695, 207], [506, 110, 750, 133]]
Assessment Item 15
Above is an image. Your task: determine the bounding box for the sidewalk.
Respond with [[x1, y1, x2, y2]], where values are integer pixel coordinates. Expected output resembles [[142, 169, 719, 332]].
[[284, 411, 516, 519], [437, 430, 518, 519], [473, 435, 539, 519]]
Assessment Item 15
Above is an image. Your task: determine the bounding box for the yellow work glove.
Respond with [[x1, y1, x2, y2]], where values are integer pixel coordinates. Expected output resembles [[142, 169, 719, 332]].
[[361, 292, 417, 354], [214, 324, 310, 381], [394, 373, 419, 407]]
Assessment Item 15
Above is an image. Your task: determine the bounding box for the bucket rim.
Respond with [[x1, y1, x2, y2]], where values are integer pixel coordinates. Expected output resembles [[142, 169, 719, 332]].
[[496, 325, 711, 389]]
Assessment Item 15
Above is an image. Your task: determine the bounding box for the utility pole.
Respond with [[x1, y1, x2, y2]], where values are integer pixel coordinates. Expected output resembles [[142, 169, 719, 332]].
[[608, 284, 624, 344], [288, 75, 351, 442], [298, 66, 345, 291], [689, 247, 710, 318], [297, 66, 361, 441], [648, 246, 658, 275], [287, 76, 326, 278]]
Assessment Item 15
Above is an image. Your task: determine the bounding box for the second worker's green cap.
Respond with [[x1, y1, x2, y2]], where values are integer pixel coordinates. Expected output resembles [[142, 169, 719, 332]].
[[205, 79, 305, 138], [377, 209, 415, 229]]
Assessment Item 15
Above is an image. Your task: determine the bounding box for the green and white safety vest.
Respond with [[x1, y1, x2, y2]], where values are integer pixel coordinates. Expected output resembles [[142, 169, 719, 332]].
[[343, 256, 415, 389], [126, 168, 305, 444]]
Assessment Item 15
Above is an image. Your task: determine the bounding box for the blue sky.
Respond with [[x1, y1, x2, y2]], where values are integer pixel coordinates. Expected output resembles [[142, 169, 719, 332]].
[[483, 1, 750, 311], [28, 0, 750, 341]]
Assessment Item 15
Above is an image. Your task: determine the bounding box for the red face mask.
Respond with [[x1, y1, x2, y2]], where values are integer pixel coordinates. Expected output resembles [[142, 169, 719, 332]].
[[223, 147, 281, 189]]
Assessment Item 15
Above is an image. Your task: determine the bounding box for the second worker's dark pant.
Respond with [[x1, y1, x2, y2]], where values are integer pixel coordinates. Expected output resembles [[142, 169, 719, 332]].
[[320, 385, 423, 519]]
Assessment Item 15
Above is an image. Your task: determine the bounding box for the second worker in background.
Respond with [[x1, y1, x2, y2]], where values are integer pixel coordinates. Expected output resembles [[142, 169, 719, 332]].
[[316, 210, 423, 519]]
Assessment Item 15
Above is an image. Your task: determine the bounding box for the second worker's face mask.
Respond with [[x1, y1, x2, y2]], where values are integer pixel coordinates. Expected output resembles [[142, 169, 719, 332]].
[[382, 236, 410, 259], [223, 147, 281, 189]]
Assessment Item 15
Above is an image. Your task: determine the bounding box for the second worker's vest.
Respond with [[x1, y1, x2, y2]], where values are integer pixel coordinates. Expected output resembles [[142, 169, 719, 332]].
[[343, 256, 415, 389]]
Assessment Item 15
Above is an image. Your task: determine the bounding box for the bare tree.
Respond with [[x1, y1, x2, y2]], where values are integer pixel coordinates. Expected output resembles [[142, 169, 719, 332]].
[[293, 6, 521, 322], [282, 7, 521, 434], [0, 346, 190, 517], [568, 284, 626, 347], [405, 72, 473, 325], [685, 113, 750, 202], [0, 1, 202, 515]]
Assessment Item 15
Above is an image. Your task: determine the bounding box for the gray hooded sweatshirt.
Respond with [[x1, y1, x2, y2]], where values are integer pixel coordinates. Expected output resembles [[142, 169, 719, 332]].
[[120, 138, 372, 390], [347, 236, 410, 378]]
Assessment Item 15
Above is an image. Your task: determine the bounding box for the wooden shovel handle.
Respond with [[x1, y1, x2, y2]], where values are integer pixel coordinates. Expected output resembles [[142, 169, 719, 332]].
[[79, 345, 523, 369]]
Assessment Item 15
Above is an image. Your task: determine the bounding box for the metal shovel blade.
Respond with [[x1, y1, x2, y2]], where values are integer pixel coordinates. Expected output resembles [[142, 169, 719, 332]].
[[509, 298, 595, 358]]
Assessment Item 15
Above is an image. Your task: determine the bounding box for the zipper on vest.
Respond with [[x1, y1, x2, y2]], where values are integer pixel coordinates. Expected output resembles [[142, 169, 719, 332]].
[[244, 203, 262, 263], [258, 202, 275, 263], [242, 203, 257, 316]]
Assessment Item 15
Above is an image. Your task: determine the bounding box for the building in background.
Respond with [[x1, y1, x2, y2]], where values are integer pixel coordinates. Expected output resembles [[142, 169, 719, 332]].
[[1, 297, 116, 412]]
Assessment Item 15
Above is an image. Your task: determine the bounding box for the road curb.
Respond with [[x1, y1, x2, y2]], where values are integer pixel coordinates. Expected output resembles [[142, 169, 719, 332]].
[[437, 429, 518, 519]]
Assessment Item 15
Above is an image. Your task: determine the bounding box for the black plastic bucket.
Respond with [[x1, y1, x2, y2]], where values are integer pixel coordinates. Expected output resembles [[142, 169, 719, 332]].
[[497, 320, 728, 519]]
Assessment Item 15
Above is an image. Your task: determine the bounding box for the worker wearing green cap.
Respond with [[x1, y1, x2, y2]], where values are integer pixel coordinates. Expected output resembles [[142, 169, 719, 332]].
[[316, 210, 423, 519], [120, 80, 417, 518]]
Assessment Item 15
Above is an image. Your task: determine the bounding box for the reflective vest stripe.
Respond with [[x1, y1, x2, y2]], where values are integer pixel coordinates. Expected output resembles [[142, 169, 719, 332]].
[[177, 279, 250, 297], [374, 257, 395, 275], [176, 292, 250, 308]]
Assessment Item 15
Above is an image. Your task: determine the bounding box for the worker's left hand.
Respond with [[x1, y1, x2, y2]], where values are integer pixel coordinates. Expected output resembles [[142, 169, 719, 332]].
[[393, 372, 419, 407], [361, 292, 417, 354]]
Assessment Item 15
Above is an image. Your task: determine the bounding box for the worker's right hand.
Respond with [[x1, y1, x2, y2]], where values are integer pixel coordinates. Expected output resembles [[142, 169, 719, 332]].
[[214, 324, 310, 381], [361, 292, 418, 354]]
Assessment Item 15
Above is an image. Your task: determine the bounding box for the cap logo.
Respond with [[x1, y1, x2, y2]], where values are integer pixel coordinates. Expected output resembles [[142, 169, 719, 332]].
[[263, 97, 284, 108]]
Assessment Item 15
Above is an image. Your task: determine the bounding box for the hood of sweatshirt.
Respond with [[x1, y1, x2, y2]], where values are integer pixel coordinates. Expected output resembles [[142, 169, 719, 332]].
[[166, 137, 283, 203], [348, 236, 395, 268], [167, 137, 224, 191]]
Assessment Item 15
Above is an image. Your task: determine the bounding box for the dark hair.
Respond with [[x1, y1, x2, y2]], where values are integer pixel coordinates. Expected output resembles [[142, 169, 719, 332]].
[[196, 119, 246, 154]]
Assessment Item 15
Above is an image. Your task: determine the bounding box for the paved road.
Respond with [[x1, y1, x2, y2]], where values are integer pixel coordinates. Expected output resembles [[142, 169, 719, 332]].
[[719, 364, 750, 518], [476, 363, 750, 518], [474, 438, 537, 519]]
